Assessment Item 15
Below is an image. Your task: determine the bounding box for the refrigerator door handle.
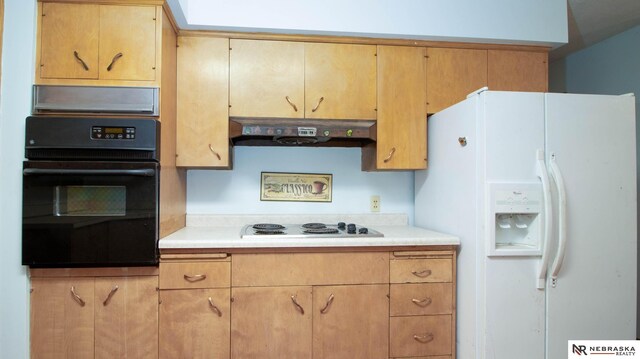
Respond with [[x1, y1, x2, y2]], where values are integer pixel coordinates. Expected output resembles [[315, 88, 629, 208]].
[[549, 154, 567, 287], [536, 149, 553, 290]]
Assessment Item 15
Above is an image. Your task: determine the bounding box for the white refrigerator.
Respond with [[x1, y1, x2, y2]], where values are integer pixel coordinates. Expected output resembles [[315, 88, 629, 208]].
[[415, 90, 637, 359]]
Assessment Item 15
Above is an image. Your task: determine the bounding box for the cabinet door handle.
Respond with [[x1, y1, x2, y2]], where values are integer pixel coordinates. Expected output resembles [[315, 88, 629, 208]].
[[208, 297, 222, 317], [383, 147, 396, 163], [106, 52, 123, 71], [413, 333, 435, 343], [183, 274, 207, 282], [102, 285, 119, 306], [319, 293, 334, 314], [411, 297, 432, 307], [290, 295, 305, 315], [70, 286, 86, 307], [208, 144, 222, 160], [73, 51, 89, 71], [311, 96, 324, 112], [285, 96, 298, 112], [411, 269, 432, 278]]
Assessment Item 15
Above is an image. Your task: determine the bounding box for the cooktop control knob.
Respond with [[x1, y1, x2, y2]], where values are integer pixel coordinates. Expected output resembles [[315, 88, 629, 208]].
[[358, 227, 368, 234], [338, 222, 346, 230], [347, 223, 356, 234]]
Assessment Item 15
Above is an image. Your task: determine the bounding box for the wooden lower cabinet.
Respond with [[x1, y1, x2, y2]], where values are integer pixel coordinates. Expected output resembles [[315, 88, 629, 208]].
[[312, 284, 389, 359], [159, 288, 230, 358], [157, 249, 456, 359], [30, 275, 158, 359], [231, 286, 312, 358]]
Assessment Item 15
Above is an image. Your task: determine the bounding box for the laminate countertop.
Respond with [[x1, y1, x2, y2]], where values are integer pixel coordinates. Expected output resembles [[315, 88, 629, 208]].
[[159, 214, 459, 250]]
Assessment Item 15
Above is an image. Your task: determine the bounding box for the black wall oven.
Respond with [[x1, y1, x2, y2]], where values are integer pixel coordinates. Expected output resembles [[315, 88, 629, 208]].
[[22, 116, 160, 268]]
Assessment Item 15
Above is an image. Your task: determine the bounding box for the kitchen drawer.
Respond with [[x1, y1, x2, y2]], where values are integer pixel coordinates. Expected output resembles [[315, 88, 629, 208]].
[[390, 283, 453, 316], [232, 252, 389, 286], [390, 315, 452, 357], [390, 258, 452, 283], [159, 261, 230, 289]]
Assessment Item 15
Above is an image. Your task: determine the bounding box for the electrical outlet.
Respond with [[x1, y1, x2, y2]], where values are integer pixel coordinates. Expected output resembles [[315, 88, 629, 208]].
[[370, 195, 380, 212]]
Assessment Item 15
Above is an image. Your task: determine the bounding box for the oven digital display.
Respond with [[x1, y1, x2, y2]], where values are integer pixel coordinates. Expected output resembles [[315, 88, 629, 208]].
[[91, 126, 136, 140], [104, 127, 124, 134]]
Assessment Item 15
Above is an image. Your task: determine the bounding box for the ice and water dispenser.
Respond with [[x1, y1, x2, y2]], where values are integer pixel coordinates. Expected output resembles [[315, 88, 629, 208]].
[[487, 183, 543, 256]]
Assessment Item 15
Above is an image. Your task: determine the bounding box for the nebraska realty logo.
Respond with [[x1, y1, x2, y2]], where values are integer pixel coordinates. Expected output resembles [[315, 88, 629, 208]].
[[569, 340, 639, 357]]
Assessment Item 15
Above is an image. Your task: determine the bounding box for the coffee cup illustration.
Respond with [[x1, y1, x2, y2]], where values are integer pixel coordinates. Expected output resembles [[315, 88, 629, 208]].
[[312, 181, 327, 194]]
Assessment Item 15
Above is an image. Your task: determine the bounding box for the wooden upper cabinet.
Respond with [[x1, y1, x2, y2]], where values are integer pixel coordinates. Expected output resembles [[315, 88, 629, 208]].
[[229, 39, 305, 118], [40, 2, 99, 79], [98, 5, 157, 81], [365, 45, 427, 170], [37, 2, 159, 84], [426, 47, 487, 114], [305, 43, 376, 120], [176, 36, 230, 168], [488, 50, 548, 92]]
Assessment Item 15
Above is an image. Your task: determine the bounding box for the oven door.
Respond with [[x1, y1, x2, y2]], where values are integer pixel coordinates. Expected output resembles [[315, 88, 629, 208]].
[[22, 161, 158, 267]]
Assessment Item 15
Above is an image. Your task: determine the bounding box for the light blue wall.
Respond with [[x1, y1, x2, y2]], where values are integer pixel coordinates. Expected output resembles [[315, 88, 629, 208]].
[[188, 147, 414, 221], [0, 1, 36, 357], [549, 24, 640, 337]]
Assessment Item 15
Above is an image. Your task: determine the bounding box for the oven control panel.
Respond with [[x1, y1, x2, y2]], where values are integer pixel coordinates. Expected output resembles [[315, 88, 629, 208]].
[[91, 126, 136, 140]]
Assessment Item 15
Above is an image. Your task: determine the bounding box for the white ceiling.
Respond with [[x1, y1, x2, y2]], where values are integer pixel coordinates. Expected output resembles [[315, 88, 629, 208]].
[[550, 0, 640, 60]]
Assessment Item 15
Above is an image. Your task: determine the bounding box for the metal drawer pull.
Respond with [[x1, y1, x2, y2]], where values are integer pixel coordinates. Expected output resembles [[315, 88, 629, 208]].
[[106, 52, 123, 71], [412, 269, 432, 278], [383, 147, 396, 163], [311, 96, 324, 112], [413, 333, 435, 343], [208, 144, 222, 160], [183, 274, 207, 282], [102, 285, 119, 306], [208, 297, 222, 317], [73, 51, 89, 71], [320, 293, 334, 314], [285, 96, 298, 112], [290, 295, 305, 315], [412, 297, 433, 307], [70, 286, 86, 307]]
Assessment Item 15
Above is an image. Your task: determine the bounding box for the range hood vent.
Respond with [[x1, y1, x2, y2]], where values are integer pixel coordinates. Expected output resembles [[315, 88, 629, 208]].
[[229, 117, 377, 147]]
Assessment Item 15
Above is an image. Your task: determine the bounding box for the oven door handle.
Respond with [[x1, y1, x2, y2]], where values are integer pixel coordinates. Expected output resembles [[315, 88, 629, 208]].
[[23, 168, 156, 177]]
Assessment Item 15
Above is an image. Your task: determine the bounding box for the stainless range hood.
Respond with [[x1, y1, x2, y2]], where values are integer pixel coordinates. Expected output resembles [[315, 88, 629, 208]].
[[229, 117, 377, 147]]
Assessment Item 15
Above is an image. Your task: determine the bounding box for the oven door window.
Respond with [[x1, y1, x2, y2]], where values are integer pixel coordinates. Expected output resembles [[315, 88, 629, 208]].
[[55, 186, 127, 216]]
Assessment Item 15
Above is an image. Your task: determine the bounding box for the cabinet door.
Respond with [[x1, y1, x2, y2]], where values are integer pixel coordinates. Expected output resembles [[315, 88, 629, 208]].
[[230, 39, 305, 118], [305, 43, 376, 120], [99, 5, 157, 81], [176, 36, 230, 167], [373, 45, 427, 170], [159, 289, 231, 359], [231, 286, 312, 358], [488, 50, 548, 92], [426, 47, 487, 114], [39, 2, 99, 79], [30, 277, 95, 358], [313, 285, 389, 359], [95, 276, 158, 359]]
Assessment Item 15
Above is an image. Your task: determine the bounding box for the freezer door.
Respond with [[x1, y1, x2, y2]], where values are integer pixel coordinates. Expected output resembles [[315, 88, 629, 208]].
[[544, 93, 637, 359], [482, 91, 546, 359]]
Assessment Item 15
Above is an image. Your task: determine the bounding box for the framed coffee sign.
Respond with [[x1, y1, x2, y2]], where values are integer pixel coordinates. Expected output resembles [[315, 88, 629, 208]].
[[260, 172, 332, 202]]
